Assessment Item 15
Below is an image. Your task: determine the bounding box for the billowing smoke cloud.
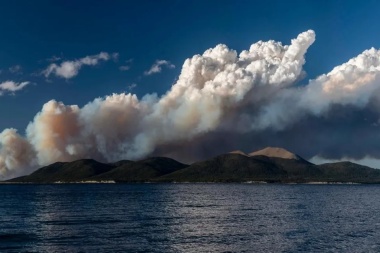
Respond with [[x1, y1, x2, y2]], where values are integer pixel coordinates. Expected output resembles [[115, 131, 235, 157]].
[[0, 129, 36, 179], [43, 52, 118, 79], [251, 47, 380, 130], [2, 29, 380, 179]]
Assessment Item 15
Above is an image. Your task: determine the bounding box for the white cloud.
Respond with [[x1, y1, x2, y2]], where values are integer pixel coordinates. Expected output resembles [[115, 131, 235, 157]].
[[0, 81, 29, 95], [144, 60, 175, 75], [42, 52, 118, 79], [119, 58, 133, 71], [111, 53, 119, 61], [46, 55, 62, 62], [9, 65, 22, 74], [128, 83, 137, 90], [119, 66, 130, 71]]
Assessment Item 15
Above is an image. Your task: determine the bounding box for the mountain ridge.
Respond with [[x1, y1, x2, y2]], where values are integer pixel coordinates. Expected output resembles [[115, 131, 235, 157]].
[[5, 147, 380, 184]]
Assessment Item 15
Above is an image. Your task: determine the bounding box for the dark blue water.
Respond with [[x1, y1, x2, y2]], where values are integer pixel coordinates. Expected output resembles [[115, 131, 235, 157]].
[[0, 184, 380, 252]]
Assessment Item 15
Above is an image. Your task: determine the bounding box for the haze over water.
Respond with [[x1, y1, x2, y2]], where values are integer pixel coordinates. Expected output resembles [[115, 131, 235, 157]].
[[1, 184, 379, 252]]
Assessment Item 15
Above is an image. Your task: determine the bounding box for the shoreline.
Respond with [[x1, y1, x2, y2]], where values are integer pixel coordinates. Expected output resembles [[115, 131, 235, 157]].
[[0, 181, 370, 185]]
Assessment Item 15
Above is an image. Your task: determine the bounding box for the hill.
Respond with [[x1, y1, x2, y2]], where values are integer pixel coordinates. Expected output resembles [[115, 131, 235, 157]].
[[156, 153, 287, 182], [8, 157, 188, 183], [157, 152, 322, 183], [90, 157, 188, 182], [317, 162, 380, 183], [156, 148, 380, 183], [8, 159, 114, 183]]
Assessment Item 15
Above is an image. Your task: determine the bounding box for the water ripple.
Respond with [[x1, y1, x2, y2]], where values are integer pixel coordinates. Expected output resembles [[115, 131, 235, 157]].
[[0, 184, 380, 252]]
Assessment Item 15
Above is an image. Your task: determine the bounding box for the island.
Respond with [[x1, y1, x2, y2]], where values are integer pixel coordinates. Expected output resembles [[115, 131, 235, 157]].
[[6, 147, 380, 184]]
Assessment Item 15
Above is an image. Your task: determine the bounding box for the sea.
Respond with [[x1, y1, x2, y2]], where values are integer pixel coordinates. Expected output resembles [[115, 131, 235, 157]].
[[0, 183, 379, 253]]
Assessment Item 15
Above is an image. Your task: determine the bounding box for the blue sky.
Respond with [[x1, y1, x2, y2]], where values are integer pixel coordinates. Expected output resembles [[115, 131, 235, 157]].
[[1, 0, 380, 132]]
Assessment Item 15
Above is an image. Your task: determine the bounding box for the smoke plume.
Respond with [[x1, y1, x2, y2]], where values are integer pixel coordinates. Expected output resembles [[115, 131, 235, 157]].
[[2, 30, 380, 179]]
